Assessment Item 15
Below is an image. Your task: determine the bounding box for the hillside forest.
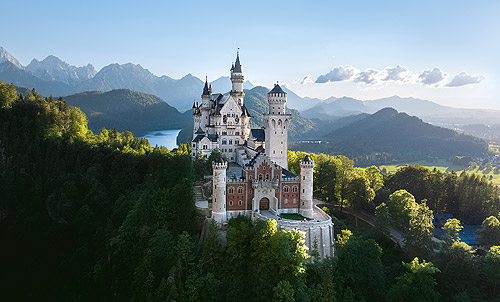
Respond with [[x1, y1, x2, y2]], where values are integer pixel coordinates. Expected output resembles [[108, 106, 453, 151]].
[[1, 80, 500, 302]]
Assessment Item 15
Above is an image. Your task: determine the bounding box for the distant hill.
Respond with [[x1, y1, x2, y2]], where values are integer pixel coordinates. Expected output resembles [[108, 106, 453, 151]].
[[300, 95, 500, 137], [63, 89, 191, 135], [283, 87, 321, 112], [316, 108, 489, 163]]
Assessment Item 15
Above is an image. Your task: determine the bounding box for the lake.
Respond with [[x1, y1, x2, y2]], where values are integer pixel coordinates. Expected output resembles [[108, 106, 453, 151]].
[[142, 129, 181, 150]]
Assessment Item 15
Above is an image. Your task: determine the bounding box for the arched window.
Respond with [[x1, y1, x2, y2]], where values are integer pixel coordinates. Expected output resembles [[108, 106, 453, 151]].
[[266, 174, 270, 180], [259, 174, 263, 180], [228, 187, 234, 194], [237, 187, 243, 194], [283, 186, 289, 193], [229, 200, 233, 206], [229, 139, 232, 145], [284, 198, 288, 204], [293, 198, 297, 204], [292, 186, 298, 193], [222, 139, 227, 145], [238, 200, 242, 206]]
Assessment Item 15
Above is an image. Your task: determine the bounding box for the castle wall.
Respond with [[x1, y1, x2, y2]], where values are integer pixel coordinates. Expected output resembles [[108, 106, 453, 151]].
[[254, 206, 335, 259]]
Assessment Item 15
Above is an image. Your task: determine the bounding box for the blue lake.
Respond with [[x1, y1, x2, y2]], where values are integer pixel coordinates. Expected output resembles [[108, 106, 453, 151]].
[[142, 129, 181, 150]]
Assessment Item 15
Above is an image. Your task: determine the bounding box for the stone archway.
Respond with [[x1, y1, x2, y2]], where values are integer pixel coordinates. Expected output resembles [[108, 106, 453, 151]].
[[259, 197, 270, 210]]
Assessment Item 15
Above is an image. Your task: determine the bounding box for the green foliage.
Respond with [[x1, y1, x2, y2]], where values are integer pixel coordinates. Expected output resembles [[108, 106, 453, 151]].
[[0, 81, 17, 109], [272, 280, 295, 302], [483, 246, 500, 299], [386, 164, 500, 224], [335, 234, 385, 301], [443, 218, 464, 244], [0, 87, 195, 301], [345, 173, 375, 225], [388, 258, 440, 302], [478, 215, 500, 247], [2, 84, 499, 302]]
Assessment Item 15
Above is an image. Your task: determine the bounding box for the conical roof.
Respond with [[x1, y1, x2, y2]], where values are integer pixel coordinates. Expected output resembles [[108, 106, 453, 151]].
[[202, 76, 210, 96], [233, 51, 242, 73], [269, 83, 286, 94]]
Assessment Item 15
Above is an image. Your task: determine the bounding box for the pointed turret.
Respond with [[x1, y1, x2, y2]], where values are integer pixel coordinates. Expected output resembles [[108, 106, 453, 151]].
[[233, 51, 242, 73], [230, 49, 245, 104], [202, 76, 210, 96]]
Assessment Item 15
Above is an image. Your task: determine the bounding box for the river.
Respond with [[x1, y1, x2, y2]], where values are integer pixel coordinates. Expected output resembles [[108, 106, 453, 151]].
[[142, 129, 181, 150]]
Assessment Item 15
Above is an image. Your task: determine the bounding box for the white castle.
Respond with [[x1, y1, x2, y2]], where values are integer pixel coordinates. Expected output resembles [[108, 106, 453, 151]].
[[192, 52, 334, 258]]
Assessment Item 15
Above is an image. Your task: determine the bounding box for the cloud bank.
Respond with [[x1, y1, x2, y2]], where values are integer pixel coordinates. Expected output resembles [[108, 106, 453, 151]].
[[313, 65, 483, 88], [446, 72, 484, 87], [418, 68, 446, 85], [315, 65, 357, 83]]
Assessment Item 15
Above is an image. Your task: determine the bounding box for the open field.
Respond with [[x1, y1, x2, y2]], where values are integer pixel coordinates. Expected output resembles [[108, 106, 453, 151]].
[[489, 144, 500, 155], [379, 159, 500, 186]]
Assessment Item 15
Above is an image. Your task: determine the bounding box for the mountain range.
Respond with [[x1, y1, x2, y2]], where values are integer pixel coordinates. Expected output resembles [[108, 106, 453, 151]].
[[0, 47, 252, 111], [293, 107, 489, 165], [2, 46, 500, 140]]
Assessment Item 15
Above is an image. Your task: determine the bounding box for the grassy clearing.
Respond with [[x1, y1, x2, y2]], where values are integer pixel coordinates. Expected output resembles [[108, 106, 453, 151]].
[[280, 213, 313, 221], [489, 144, 500, 155], [379, 160, 500, 186]]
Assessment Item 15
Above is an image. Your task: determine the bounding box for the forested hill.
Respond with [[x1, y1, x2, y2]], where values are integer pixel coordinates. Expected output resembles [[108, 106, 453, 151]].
[[296, 107, 488, 164], [63, 89, 191, 135], [0, 81, 196, 300]]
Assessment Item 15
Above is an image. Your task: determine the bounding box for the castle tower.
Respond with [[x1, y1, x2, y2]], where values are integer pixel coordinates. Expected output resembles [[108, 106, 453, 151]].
[[212, 157, 227, 224], [200, 76, 211, 131], [230, 50, 245, 105], [299, 155, 314, 218], [192, 101, 201, 137], [263, 83, 291, 169]]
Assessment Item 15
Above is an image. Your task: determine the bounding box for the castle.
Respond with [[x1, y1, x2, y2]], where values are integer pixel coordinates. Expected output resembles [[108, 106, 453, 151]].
[[192, 52, 334, 258]]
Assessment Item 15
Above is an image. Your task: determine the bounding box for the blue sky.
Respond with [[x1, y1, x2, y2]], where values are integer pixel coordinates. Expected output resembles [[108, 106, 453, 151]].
[[2, 0, 499, 109]]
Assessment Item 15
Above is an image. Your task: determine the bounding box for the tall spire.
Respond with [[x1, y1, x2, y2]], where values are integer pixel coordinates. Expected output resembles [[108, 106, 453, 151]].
[[233, 49, 242, 73], [202, 75, 210, 96]]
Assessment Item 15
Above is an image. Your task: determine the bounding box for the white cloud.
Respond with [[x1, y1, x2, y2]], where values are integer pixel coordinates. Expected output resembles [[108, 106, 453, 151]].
[[354, 69, 379, 85], [315, 65, 357, 83], [381, 65, 410, 82], [418, 68, 446, 85], [445, 72, 484, 87], [311, 65, 481, 89]]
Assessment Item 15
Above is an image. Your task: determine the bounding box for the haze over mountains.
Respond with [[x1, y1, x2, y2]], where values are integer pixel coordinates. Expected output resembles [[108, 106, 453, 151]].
[[0, 47, 253, 111], [2, 45, 500, 140]]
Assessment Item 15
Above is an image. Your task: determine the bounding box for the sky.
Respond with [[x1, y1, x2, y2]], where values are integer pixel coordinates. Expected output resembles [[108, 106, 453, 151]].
[[2, 0, 500, 109]]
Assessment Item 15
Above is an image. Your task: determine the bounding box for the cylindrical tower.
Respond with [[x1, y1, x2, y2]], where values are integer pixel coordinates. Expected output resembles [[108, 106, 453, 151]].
[[263, 83, 291, 169], [212, 158, 227, 224], [299, 155, 314, 218], [230, 51, 245, 105]]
